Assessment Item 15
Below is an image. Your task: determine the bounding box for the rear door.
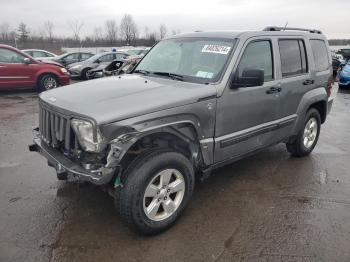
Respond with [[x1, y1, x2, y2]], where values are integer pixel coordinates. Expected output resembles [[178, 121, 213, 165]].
[[214, 38, 281, 163], [0, 47, 37, 89], [276, 38, 311, 119]]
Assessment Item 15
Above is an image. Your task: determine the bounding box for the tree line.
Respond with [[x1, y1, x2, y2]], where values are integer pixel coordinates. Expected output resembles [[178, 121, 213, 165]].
[[0, 14, 181, 52], [1, 14, 347, 53]]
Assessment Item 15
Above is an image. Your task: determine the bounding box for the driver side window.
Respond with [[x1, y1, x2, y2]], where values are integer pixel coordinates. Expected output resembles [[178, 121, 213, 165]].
[[0, 48, 25, 63], [236, 40, 274, 82]]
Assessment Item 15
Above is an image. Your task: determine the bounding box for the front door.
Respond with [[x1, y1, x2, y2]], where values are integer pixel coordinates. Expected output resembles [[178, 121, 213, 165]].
[[0, 47, 37, 89], [214, 38, 281, 163]]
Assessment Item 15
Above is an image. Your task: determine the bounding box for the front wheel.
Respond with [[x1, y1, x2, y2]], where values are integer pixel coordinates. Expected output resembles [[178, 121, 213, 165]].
[[116, 149, 195, 235], [286, 108, 321, 157], [38, 74, 58, 92]]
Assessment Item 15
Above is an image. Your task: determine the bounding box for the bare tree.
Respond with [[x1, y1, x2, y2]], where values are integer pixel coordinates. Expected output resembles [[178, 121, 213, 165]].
[[159, 24, 167, 39], [0, 22, 10, 41], [43, 20, 54, 42], [93, 26, 103, 42], [67, 19, 84, 43], [105, 19, 118, 44], [144, 26, 149, 39], [17, 22, 30, 42], [120, 14, 138, 45]]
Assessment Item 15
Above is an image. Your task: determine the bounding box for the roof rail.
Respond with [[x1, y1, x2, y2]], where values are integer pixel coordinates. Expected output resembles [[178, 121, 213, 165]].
[[263, 26, 322, 34]]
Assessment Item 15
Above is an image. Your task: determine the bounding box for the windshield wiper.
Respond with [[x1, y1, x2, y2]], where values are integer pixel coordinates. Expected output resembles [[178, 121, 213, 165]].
[[134, 69, 150, 75], [151, 71, 184, 81]]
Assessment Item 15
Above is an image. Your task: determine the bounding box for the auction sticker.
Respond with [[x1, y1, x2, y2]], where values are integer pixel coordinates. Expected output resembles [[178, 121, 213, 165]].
[[202, 45, 231, 54]]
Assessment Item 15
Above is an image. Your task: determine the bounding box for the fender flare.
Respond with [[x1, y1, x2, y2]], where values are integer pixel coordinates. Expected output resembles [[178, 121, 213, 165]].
[[291, 87, 327, 135], [105, 121, 205, 169]]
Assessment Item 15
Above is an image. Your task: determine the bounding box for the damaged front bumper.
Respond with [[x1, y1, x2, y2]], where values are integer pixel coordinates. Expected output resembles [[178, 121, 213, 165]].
[[29, 134, 115, 185]]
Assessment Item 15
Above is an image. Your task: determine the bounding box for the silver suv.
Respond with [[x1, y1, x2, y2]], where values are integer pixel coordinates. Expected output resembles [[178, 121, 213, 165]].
[[30, 27, 336, 234]]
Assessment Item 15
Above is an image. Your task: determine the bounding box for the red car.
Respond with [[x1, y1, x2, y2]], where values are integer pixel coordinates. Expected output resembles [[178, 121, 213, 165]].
[[0, 44, 70, 91]]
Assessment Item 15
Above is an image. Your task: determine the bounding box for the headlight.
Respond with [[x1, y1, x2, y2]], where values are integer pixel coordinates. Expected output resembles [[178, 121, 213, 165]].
[[70, 64, 82, 70], [71, 119, 105, 152], [60, 67, 68, 74]]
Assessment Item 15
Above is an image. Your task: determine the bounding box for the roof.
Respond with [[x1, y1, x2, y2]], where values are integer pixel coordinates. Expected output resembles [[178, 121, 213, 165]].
[[167, 29, 326, 40]]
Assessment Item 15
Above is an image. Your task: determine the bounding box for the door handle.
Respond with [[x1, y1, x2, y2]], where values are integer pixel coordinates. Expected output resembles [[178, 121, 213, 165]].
[[266, 86, 282, 94], [303, 79, 314, 85]]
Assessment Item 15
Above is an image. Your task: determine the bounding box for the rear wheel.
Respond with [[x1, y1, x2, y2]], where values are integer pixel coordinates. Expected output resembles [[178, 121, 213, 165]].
[[286, 108, 321, 157], [81, 68, 91, 80], [116, 149, 195, 235], [38, 74, 58, 92]]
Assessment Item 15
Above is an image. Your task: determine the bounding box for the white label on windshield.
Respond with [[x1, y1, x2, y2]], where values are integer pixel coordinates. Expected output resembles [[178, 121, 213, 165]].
[[202, 45, 231, 54], [196, 71, 214, 79]]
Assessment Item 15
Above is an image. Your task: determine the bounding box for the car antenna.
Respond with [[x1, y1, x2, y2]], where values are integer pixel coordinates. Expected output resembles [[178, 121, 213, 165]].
[[283, 22, 288, 31]]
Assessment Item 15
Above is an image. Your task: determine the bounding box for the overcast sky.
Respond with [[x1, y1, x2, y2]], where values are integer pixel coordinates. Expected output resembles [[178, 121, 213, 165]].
[[1, 0, 349, 39]]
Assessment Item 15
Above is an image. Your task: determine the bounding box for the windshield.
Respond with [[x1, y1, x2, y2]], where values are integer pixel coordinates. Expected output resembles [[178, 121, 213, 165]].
[[135, 37, 236, 83]]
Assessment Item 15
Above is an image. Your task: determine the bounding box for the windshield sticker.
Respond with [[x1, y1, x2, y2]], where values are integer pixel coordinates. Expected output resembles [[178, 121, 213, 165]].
[[196, 71, 214, 79], [202, 45, 231, 55]]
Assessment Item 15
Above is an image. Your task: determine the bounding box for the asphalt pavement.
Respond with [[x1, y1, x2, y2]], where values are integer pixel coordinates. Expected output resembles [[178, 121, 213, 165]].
[[0, 86, 350, 262]]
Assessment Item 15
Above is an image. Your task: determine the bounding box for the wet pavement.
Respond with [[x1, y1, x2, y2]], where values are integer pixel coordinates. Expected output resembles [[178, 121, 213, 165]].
[[0, 87, 350, 262]]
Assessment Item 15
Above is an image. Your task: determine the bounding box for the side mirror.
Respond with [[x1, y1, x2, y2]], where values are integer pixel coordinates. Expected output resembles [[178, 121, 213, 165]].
[[23, 57, 31, 64], [95, 59, 101, 64], [231, 69, 264, 88]]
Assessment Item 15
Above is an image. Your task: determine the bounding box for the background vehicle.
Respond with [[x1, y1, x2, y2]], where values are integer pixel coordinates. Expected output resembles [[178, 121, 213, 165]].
[[0, 44, 70, 91], [22, 49, 57, 60], [337, 48, 350, 61], [48, 52, 94, 67], [104, 56, 141, 76], [339, 62, 350, 87], [67, 51, 129, 79], [123, 48, 150, 57], [331, 52, 346, 75], [30, 27, 335, 235]]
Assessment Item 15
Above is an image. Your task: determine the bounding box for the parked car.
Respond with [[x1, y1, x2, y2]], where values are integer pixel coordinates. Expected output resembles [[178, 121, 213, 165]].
[[30, 27, 336, 235], [337, 48, 350, 61], [22, 49, 57, 60], [123, 48, 150, 57], [103, 56, 141, 76], [332, 53, 345, 76], [48, 52, 94, 67], [67, 52, 129, 79], [339, 62, 350, 87], [0, 44, 70, 91]]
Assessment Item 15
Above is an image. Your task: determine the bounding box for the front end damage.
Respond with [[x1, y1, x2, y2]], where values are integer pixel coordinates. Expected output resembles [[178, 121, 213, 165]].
[[29, 99, 211, 186], [29, 129, 117, 185]]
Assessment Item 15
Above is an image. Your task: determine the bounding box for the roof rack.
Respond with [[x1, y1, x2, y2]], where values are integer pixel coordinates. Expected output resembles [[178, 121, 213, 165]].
[[263, 26, 322, 34]]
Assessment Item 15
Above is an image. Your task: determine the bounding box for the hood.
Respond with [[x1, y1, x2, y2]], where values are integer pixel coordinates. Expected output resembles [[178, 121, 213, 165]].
[[40, 74, 217, 124], [39, 59, 64, 67]]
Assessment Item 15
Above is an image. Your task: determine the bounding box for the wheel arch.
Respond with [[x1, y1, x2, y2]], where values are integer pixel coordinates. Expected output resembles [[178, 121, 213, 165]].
[[108, 122, 206, 176], [292, 87, 328, 135]]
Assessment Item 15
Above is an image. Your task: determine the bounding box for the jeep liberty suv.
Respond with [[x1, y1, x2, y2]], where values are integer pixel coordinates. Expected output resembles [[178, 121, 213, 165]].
[[29, 27, 336, 234]]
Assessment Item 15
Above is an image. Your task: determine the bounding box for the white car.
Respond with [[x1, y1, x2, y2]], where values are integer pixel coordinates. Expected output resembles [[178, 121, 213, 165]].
[[22, 49, 57, 60]]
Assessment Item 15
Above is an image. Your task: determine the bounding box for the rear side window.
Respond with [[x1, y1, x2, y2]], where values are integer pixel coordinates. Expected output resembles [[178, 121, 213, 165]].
[[279, 39, 308, 77], [236, 40, 274, 81], [310, 40, 330, 71]]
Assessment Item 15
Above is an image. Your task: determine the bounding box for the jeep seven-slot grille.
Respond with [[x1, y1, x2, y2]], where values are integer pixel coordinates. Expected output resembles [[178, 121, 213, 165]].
[[39, 103, 76, 152]]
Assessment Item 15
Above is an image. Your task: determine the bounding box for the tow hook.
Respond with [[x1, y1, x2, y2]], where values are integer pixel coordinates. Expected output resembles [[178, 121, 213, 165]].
[[28, 144, 38, 152]]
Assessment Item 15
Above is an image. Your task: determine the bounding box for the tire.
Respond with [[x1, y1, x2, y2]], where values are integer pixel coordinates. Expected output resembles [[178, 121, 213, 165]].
[[116, 149, 195, 235], [38, 74, 58, 92], [286, 108, 321, 157], [81, 68, 91, 80]]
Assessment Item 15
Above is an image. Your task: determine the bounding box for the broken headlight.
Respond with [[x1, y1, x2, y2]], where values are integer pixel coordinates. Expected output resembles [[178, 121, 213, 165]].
[[71, 119, 105, 152]]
